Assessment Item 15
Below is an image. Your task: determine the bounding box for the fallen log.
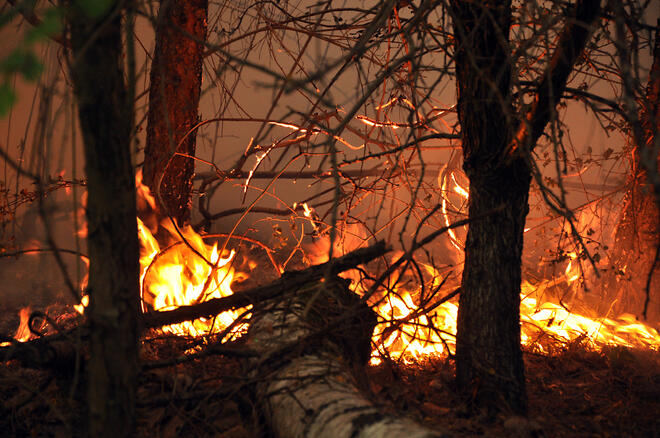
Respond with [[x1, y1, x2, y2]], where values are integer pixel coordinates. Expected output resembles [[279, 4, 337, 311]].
[[142, 239, 390, 329], [246, 275, 452, 438], [1, 241, 390, 370], [0, 330, 82, 374]]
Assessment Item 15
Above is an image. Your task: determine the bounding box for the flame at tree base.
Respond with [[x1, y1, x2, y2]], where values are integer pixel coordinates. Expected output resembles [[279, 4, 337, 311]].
[[362, 271, 659, 366]]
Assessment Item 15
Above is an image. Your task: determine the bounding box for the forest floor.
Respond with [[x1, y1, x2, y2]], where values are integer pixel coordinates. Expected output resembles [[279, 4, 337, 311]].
[[1, 324, 658, 438]]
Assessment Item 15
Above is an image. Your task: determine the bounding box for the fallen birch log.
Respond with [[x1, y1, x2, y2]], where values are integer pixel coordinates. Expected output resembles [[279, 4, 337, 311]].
[[246, 275, 452, 438]]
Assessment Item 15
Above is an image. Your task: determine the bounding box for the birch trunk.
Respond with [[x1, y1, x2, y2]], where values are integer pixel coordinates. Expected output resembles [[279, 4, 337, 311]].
[[246, 276, 452, 438]]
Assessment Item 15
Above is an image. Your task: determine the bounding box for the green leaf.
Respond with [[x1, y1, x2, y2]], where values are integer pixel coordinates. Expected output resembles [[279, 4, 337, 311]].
[[26, 7, 63, 43], [0, 49, 43, 81], [0, 81, 17, 117]]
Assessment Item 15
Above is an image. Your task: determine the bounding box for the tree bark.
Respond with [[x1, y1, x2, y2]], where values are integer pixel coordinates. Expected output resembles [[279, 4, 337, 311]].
[[143, 0, 208, 226], [246, 276, 451, 438], [67, 2, 141, 436], [449, 0, 600, 414], [449, 0, 529, 414]]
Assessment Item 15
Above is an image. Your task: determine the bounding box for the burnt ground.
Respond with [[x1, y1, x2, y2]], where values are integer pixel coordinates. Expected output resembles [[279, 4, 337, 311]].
[[367, 345, 660, 438], [1, 322, 658, 438]]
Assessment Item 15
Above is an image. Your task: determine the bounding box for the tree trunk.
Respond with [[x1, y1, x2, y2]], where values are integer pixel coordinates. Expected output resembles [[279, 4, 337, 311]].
[[449, 0, 600, 414], [67, 2, 141, 436], [449, 0, 529, 414], [143, 0, 208, 226], [246, 276, 451, 438]]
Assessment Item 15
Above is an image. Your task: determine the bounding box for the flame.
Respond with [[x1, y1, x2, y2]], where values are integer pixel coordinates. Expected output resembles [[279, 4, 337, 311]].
[[138, 219, 246, 338], [366, 260, 659, 365], [301, 163, 660, 364], [74, 294, 89, 315], [520, 292, 660, 353], [14, 307, 32, 342], [564, 251, 580, 283], [439, 159, 470, 252], [73, 175, 248, 340], [67, 167, 659, 362], [370, 285, 458, 365], [0, 307, 34, 347]]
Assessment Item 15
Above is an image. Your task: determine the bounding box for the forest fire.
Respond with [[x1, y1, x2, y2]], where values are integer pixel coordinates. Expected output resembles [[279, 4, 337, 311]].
[[3, 0, 660, 435], [3, 139, 658, 368], [126, 213, 660, 364], [127, 171, 659, 364]]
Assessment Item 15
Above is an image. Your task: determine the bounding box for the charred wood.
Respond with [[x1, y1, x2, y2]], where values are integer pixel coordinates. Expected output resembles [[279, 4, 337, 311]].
[[1, 330, 81, 375]]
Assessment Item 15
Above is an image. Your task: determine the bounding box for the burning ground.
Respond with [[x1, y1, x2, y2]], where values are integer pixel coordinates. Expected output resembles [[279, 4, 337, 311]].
[[1, 192, 659, 436]]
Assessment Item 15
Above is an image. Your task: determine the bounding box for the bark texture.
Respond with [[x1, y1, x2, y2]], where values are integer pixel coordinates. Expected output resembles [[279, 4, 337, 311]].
[[450, 0, 601, 414], [67, 2, 141, 436], [449, 0, 529, 414], [144, 0, 208, 225], [246, 276, 451, 438]]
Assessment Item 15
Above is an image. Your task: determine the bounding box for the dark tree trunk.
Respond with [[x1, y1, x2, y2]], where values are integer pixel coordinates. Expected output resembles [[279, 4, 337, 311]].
[[143, 0, 208, 226], [449, 0, 529, 415], [67, 2, 141, 436], [449, 0, 600, 414]]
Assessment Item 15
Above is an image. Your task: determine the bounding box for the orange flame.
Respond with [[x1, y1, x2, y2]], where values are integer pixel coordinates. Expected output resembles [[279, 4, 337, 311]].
[[137, 219, 246, 338], [70, 168, 659, 362], [14, 307, 32, 342], [0, 307, 34, 347], [134, 173, 246, 338]]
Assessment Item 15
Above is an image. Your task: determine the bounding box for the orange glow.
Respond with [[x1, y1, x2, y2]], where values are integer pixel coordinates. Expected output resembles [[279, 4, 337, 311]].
[[367, 270, 660, 364], [138, 219, 246, 338], [0, 307, 34, 347], [356, 115, 402, 129], [69, 168, 659, 362], [74, 176, 248, 340], [134, 176, 246, 338], [439, 161, 469, 252], [14, 307, 32, 342]]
